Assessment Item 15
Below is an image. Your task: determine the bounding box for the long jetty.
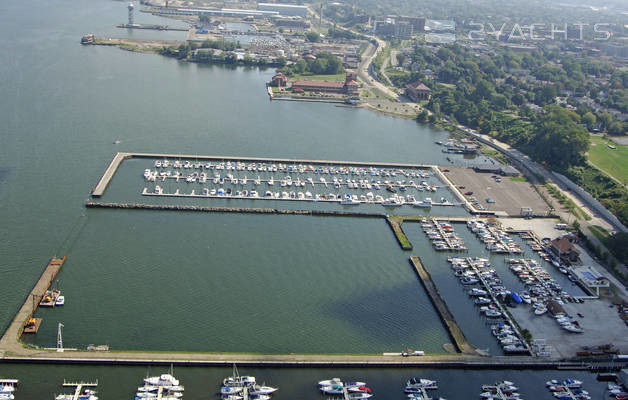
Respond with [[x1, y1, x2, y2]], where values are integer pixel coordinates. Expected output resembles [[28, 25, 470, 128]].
[[0, 256, 65, 348], [409, 256, 477, 355], [85, 201, 384, 219], [91, 152, 435, 197]]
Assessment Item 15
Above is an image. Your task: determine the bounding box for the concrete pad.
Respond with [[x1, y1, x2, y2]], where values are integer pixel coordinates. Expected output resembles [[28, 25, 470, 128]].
[[444, 166, 551, 216], [511, 300, 628, 358], [500, 217, 562, 240]]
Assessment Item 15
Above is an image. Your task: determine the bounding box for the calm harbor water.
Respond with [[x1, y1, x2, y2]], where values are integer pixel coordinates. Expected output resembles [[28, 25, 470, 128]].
[[0, 0, 602, 393]]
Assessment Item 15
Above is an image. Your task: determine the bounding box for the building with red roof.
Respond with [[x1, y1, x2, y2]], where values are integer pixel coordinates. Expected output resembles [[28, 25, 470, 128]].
[[405, 81, 431, 101], [291, 72, 360, 95]]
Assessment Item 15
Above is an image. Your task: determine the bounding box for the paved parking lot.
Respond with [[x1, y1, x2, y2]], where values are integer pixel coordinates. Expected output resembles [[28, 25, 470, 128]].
[[444, 166, 551, 216]]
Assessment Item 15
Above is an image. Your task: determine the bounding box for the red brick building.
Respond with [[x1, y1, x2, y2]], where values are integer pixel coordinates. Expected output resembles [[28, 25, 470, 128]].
[[291, 72, 359, 95], [405, 81, 431, 101], [270, 72, 288, 87]]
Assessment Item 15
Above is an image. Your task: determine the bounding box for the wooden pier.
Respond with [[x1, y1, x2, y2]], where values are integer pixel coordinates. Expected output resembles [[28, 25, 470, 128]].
[[0, 256, 65, 345], [409, 256, 477, 355]]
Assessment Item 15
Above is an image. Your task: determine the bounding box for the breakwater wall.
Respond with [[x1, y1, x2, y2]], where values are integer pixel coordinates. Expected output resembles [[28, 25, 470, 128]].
[[84, 201, 385, 219], [409, 256, 477, 355], [0, 354, 618, 370]]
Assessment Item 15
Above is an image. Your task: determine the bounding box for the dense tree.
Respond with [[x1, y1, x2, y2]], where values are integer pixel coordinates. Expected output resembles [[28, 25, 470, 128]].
[[305, 31, 321, 42], [581, 112, 596, 130], [530, 106, 589, 170]]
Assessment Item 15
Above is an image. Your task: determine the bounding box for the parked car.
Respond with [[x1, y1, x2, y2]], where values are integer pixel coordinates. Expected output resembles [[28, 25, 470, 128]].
[[486, 198, 496, 203]]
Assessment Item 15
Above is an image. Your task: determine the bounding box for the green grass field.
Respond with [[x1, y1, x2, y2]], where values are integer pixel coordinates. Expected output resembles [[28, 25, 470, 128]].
[[588, 225, 610, 242], [588, 135, 628, 185]]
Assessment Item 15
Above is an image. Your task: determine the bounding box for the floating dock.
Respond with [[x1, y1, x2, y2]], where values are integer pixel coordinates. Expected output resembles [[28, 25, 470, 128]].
[[0, 256, 65, 344], [463, 257, 532, 356], [409, 256, 477, 355], [61, 380, 98, 400]]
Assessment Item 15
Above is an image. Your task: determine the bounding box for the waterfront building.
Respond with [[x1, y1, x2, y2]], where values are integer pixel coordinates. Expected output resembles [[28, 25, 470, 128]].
[[291, 72, 359, 95], [258, 2, 308, 17], [270, 72, 287, 87], [405, 81, 431, 101], [550, 235, 581, 264]]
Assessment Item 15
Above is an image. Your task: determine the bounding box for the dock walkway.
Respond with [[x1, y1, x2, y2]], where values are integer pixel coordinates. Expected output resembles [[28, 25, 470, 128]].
[[409, 256, 477, 355], [464, 257, 532, 356], [0, 256, 65, 349]]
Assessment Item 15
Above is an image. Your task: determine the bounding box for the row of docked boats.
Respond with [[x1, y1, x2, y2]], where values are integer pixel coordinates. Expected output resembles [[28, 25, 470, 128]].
[[318, 378, 373, 399], [449, 257, 529, 354], [55, 381, 98, 400], [480, 380, 522, 400], [144, 169, 441, 194], [152, 160, 432, 179], [467, 221, 523, 254], [144, 185, 443, 207], [421, 219, 467, 251], [220, 367, 278, 400], [405, 378, 447, 399], [135, 372, 184, 400], [0, 380, 17, 400], [546, 379, 591, 400]]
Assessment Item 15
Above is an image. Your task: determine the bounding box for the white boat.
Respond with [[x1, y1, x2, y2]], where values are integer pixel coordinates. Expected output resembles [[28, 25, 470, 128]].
[[247, 385, 278, 395], [344, 382, 367, 388], [341, 194, 360, 205], [137, 386, 158, 392], [318, 378, 342, 386], [534, 305, 547, 315], [145, 374, 179, 387], [320, 384, 344, 395], [55, 295, 65, 306], [348, 393, 372, 399], [414, 198, 432, 208], [221, 386, 243, 395], [406, 378, 437, 389]]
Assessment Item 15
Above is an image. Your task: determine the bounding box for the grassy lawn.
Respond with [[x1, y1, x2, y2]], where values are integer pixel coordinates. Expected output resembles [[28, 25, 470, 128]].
[[588, 225, 610, 242], [510, 176, 527, 182], [588, 135, 628, 185], [288, 73, 346, 82], [545, 183, 592, 221]]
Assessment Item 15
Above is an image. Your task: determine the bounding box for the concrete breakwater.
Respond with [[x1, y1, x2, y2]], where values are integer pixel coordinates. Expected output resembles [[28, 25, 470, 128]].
[[409, 256, 478, 355], [85, 201, 385, 219]]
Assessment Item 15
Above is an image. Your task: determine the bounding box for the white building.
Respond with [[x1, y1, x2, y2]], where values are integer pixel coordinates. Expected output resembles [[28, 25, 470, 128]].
[[258, 3, 308, 17]]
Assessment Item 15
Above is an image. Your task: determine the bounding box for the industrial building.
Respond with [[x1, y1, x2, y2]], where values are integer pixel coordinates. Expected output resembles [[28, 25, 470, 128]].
[[258, 3, 308, 17]]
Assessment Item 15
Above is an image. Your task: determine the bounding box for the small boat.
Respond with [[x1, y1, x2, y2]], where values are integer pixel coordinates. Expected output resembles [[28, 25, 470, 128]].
[[318, 378, 342, 386], [347, 393, 372, 399], [247, 385, 278, 395], [320, 384, 344, 394], [145, 374, 179, 387], [414, 198, 432, 208], [55, 295, 65, 306], [534, 305, 547, 315]]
